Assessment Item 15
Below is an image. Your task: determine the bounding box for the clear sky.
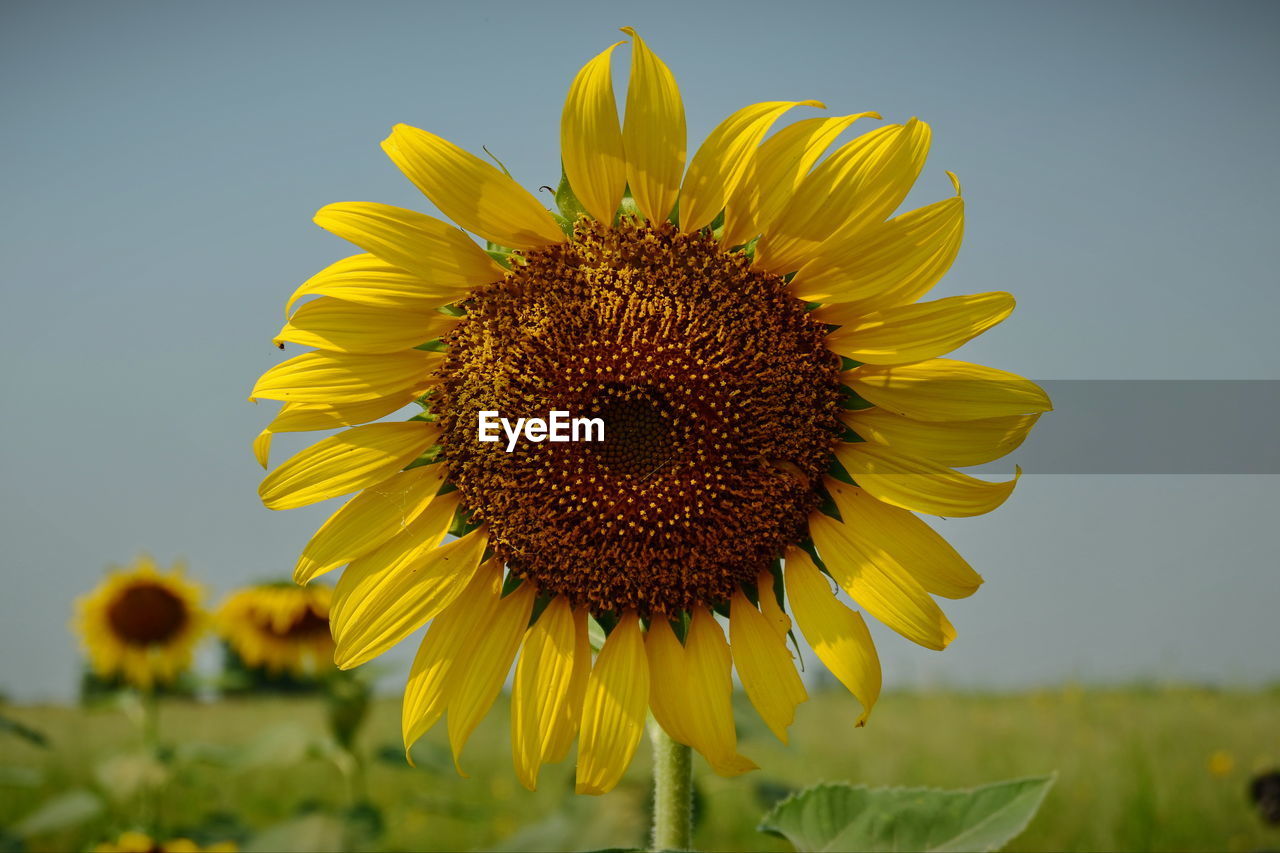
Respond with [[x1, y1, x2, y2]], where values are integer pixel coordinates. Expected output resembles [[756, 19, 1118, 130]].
[[1, 0, 1277, 701]]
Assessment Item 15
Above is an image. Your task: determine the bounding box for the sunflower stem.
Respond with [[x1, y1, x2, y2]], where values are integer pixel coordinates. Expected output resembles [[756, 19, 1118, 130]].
[[649, 720, 693, 852], [138, 687, 161, 834]]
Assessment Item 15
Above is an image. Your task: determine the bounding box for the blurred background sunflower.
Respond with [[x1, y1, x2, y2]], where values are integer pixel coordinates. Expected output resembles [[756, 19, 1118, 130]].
[[249, 29, 1049, 794], [72, 557, 207, 692], [215, 582, 334, 682]]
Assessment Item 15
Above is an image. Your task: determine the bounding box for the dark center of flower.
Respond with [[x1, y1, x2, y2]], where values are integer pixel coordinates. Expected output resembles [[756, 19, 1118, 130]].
[[587, 384, 679, 477], [106, 582, 188, 646], [279, 607, 331, 640], [435, 219, 842, 616]]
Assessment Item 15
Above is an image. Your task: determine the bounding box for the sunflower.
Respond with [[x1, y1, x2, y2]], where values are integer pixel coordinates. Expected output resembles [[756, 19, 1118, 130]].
[[250, 29, 1050, 795], [73, 556, 206, 691], [215, 583, 334, 676], [92, 831, 236, 853]]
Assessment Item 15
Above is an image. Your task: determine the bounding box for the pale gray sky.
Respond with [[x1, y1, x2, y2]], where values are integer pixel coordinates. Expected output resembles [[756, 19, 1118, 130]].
[[1, 0, 1277, 700]]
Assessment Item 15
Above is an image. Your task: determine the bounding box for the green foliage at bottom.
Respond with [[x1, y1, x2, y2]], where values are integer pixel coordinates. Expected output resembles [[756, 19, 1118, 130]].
[[759, 776, 1055, 852], [0, 686, 1276, 852]]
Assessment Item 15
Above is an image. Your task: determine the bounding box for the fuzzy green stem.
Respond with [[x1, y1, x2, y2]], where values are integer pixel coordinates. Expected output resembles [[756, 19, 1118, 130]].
[[649, 720, 693, 851], [138, 687, 161, 834]]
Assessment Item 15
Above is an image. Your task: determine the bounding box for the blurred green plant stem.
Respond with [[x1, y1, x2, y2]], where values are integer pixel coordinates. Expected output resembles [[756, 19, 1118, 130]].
[[649, 720, 692, 851]]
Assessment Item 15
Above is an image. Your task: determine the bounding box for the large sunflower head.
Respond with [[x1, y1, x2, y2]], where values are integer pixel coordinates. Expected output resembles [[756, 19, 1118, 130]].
[[215, 582, 334, 676], [251, 29, 1051, 795], [73, 556, 207, 691]]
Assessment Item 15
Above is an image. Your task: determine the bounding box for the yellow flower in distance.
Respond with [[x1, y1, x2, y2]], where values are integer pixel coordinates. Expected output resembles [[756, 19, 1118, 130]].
[[1208, 749, 1235, 777], [216, 583, 334, 675], [93, 831, 237, 853], [73, 556, 206, 690], [251, 29, 1050, 794]]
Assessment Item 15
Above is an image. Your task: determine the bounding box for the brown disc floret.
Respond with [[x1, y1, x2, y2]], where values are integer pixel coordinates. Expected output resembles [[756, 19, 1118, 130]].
[[107, 582, 189, 646], [434, 219, 842, 616]]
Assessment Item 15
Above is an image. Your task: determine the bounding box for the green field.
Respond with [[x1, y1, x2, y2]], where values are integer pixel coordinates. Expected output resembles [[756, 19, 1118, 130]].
[[3, 685, 1277, 852]]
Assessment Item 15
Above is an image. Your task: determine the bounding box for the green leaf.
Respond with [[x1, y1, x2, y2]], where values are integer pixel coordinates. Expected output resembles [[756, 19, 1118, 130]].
[[0, 765, 43, 787], [12, 789, 103, 838], [95, 751, 169, 802], [0, 713, 48, 748], [758, 775, 1056, 853], [485, 240, 517, 269], [586, 615, 607, 652], [243, 814, 347, 853], [555, 165, 588, 228], [488, 787, 645, 852], [233, 722, 316, 769], [615, 188, 641, 225]]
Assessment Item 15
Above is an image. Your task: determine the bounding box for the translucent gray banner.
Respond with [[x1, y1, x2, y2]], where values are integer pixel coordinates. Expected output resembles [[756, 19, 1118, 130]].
[[902, 380, 1279, 474]]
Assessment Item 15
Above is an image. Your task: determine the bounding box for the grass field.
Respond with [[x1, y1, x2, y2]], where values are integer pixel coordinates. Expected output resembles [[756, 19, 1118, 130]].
[[3, 685, 1277, 852]]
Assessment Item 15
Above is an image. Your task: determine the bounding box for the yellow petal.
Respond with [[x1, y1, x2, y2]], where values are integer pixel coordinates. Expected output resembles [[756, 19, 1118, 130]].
[[825, 292, 1014, 365], [791, 186, 963, 307], [258, 421, 439, 510], [402, 560, 502, 755], [721, 112, 879, 249], [512, 596, 581, 790], [679, 100, 821, 232], [382, 124, 564, 250], [561, 42, 627, 224], [756, 572, 793, 639], [847, 358, 1053, 422], [730, 589, 807, 743], [842, 406, 1041, 468], [754, 122, 905, 273], [252, 429, 272, 468], [275, 296, 457, 354], [254, 386, 419, 466], [620, 27, 685, 223], [286, 253, 474, 315], [294, 464, 450, 584], [576, 610, 649, 795], [543, 606, 591, 763], [818, 118, 933, 247], [266, 395, 419, 435], [810, 512, 955, 650], [681, 607, 758, 777], [647, 613, 756, 777], [784, 547, 881, 724], [645, 616, 693, 747], [313, 203, 504, 285], [330, 506, 484, 670], [250, 350, 442, 404], [257, 390, 420, 470], [837, 441, 1020, 517], [825, 479, 982, 600], [446, 580, 535, 776], [759, 118, 933, 274]]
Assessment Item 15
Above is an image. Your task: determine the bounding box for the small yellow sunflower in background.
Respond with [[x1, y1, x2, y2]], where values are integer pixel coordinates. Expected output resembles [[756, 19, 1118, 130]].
[[92, 830, 236, 853], [73, 556, 206, 691], [251, 29, 1050, 794], [216, 583, 334, 676]]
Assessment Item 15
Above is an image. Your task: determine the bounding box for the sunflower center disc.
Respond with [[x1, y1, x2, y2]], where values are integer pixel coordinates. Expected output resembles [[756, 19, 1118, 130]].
[[436, 220, 842, 616], [107, 582, 188, 645], [587, 385, 677, 477], [279, 607, 330, 640]]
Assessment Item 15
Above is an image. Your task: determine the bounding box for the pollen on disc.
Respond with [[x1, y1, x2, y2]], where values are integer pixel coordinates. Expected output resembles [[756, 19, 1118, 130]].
[[433, 219, 843, 617]]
